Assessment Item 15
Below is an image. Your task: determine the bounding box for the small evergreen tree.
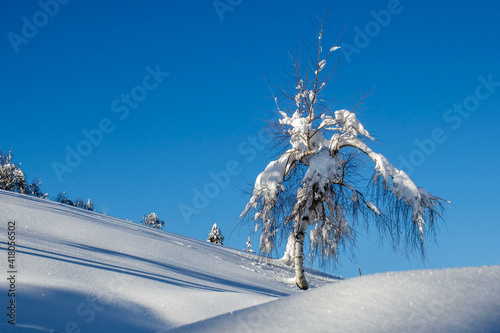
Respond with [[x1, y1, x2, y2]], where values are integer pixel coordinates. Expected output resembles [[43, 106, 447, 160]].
[[75, 198, 85, 209], [246, 236, 254, 253], [26, 178, 48, 199], [56, 191, 75, 206], [142, 213, 165, 230], [57, 192, 96, 211], [0, 150, 28, 193], [75, 198, 96, 211], [84, 199, 95, 211], [0, 151, 47, 198], [207, 223, 224, 245]]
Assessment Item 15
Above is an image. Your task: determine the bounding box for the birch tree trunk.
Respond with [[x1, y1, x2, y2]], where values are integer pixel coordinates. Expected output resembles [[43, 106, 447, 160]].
[[294, 219, 309, 290]]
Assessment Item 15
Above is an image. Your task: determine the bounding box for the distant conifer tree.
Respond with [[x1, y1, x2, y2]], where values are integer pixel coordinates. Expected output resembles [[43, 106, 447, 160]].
[[57, 191, 75, 206], [0, 150, 28, 193], [142, 213, 165, 230], [207, 223, 224, 245], [246, 237, 254, 253]]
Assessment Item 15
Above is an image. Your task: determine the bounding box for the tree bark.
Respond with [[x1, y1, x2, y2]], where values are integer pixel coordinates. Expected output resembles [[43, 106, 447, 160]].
[[294, 219, 309, 290]]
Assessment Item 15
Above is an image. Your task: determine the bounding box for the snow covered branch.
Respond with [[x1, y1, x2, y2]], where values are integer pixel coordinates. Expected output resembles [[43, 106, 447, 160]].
[[241, 14, 446, 289]]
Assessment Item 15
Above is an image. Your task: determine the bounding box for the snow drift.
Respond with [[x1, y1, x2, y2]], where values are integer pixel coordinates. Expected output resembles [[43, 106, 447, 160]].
[[172, 266, 500, 333]]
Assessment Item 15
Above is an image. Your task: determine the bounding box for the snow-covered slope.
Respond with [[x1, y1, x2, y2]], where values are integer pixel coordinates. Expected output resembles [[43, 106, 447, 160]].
[[0, 190, 338, 332], [172, 266, 500, 333], [1, 190, 498, 333]]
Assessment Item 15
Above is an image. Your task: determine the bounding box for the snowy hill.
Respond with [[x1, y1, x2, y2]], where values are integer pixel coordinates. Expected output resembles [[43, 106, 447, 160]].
[[1, 190, 499, 332], [0, 190, 338, 332]]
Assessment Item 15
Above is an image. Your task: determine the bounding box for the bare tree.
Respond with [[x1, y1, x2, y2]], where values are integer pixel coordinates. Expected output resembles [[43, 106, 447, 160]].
[[241, 15, 446, 290]]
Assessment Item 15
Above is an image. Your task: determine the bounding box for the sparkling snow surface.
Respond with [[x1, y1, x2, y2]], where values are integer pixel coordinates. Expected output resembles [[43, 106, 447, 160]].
[[1, 190, 498, 332], [173, 266, 500, 333], [0, 190, 337, 332]]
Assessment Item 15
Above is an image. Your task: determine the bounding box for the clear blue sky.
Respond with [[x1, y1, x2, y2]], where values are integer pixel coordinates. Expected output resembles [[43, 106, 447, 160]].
[[1, 0, 499, 278]]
